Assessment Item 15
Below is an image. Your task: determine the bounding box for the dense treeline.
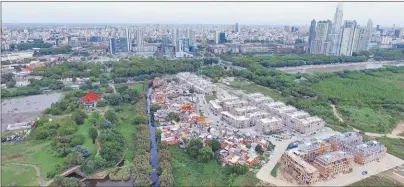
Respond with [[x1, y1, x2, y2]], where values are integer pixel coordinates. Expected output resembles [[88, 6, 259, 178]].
[[33, 46, 72, 56], [111, 57, 201, 78], [230, 54, 367, 68], [201, 66, 229, 80], [360, 49, 404, 61], [8, 39, 53, 51]]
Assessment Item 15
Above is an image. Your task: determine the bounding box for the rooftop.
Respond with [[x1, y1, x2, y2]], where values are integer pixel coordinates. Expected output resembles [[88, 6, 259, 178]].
[[316, 151, 353, 165], [286, 151, 319, 174]]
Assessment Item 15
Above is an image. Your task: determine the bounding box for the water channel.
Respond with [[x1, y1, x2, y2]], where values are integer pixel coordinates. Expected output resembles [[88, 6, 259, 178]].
[[147, 86, 160, 187], [277, 61, 404, 74]]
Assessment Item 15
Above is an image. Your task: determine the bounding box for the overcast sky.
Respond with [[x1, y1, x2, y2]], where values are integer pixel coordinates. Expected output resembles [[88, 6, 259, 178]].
[[2, 2, 404, 27]]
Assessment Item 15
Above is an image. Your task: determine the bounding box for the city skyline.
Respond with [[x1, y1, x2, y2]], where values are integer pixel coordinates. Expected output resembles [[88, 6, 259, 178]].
[[2, 2, 404, 26]]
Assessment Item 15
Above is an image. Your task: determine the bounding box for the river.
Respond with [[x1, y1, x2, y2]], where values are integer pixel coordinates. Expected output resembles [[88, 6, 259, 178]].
[[277, 61, 404, 74], [147, 86, 160, 187]]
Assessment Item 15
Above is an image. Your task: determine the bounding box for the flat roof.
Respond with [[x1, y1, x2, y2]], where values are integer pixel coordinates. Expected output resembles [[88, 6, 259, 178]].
[[316, 151, 353, 165], [286, 151, 318, 174], [259, 117, 281, 124], [221, 111, 249, 121]]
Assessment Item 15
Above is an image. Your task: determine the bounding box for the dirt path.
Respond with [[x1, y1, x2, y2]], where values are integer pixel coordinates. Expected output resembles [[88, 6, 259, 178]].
[[330, 103, 344, 122], [96, 129, 101, 154], [8, 163, 47, 187], [391, 122, 404, 136], [329, 104, 404, 139]]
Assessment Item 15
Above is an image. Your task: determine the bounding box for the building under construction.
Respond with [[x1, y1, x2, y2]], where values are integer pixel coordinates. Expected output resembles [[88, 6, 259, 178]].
[[294, 140, 332, 162], [353, 141, 387, 165], [313, 151, 354, 179], [281, 150, 320, 185], [329, 132, 363, 153]]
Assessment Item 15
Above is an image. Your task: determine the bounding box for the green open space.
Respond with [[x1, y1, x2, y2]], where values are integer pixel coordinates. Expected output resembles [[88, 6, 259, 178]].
[[347, 175, 403, 187], [375, 137, 404, 160], [271, 163, 281, 177], [1, 164, 40, 186], [2, 141, 64, 179], [115, 104, 137, 161], [73, 121, 97, 155], [169, 146, 259, 187], [205, 95, 217, 102], [228, 78, 287, 102]]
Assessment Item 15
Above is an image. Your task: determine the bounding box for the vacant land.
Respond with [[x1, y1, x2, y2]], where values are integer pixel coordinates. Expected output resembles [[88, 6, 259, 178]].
[[1, 164, 40, 186], [169, 146, 259, 187], [312, 72, 404, 133], [74, 121, 97, 155], [347, 174, 403, 187], [376, 137, 404, 160], [2, 141, 64, 179], [115, 104, 138, 160]]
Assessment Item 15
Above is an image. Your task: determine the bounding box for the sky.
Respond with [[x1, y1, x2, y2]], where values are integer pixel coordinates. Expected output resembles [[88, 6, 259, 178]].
[[2, 2, 404, 27]]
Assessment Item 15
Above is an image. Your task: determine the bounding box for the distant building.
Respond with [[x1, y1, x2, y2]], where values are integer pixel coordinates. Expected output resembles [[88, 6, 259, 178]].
[[90, 36, 102, 43], [311, 20, 332, 55], [281, 150, 320, 185], [394, 29, 401, 38], [219, 32, 226, 44], [313, 151, 354, 179], [308, 20, 317, 53], [109, 38, 117, 54], [352, 141, 387, 165], [339, 20, 357, 56], [234, 23, 239, 33], [136, 28, 144, 52]]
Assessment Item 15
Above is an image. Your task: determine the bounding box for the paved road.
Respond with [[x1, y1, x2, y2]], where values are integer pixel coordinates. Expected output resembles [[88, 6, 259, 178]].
[[256, 138, 294, 186], [8, 163, 47, 187]]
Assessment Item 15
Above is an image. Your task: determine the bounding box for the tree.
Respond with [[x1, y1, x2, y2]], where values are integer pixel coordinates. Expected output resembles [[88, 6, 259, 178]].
[[54, 176, 81, 187], [151, 104, 162, 113], [64, 151, 84, 167], [134, 115, 147, 125], [187, 139, 203, 158], [6, 79, 16, 88], [167, 112, 180, 122], [97, 100, 107, 107], [89, 127, 98, 144], [70, 134, 85, 146], [105, 110, 118, 124], [75, 145, 90, 158], [197, 146, 214, 162], [209, 139, 221, 152], [255, 144, 264, 154], [71, 110, 87, 125]]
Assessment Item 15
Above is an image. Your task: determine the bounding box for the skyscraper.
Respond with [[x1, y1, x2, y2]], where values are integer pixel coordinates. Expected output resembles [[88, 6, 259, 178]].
[[219, 32, 226, 44], [339, 20, 357, 56], [162, 35, 169, 55], [125, 28, 131, 52], [394, 29, 401, 38], [215, 31, 220, 44], [330, 3, 343, 56], [109, 38, 117, 54], [308, 20, 317, 53], [361, 19, 373, 51], [173, 28, 180, 52], [312, 20, 331, 55], [136, 28, 144, 52], [186, 28, 195, 46], [352, 26, 365, 54], [235, 23, 239, 33]]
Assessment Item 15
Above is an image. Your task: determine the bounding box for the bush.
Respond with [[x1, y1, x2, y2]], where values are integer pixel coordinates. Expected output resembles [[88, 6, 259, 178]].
[[70, 134, 85, 146], [75, 145, 90, 158], [71, 110, 87, 125], [97, 100, 107, 107], [105, 110, 118, 124]]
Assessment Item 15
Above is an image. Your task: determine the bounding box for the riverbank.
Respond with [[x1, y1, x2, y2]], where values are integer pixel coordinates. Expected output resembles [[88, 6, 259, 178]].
[[277, 60, 404, 74]]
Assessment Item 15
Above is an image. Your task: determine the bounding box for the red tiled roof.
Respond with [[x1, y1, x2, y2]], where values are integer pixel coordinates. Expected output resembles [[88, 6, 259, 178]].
[[82, 92, 102, 102]]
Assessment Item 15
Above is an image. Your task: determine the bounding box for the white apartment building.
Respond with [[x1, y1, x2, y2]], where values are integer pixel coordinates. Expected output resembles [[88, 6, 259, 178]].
[[274, 106, 299, 121], [231, 106, 259, 116], [222, 100, 249, 111], [246, 111, 271, 126], [292, 116, 325, 134], [255, 117, 283, 134], [221, 111, 250, 128], [260, 101, 286, 114], [285, 111, 311, 128], [246, 93, 274, 107], [209, 100, 223, 115]]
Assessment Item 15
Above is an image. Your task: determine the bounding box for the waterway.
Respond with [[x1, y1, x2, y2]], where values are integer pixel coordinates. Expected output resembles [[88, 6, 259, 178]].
[[85, 175, 133, 187], [277, 61, 404, 74], [147, 86, 160, 187]]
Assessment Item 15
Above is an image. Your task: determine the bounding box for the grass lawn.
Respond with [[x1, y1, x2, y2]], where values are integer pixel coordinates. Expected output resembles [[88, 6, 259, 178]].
[[205, 95, 217, 102], [271, 163, 281, 177], [132, 83, 145, 92], [347, 175, 403, 186], [74, 122, 97, 155], [1, 164, 40, 186], [2, 141, 64, 180], [114, 104, 137, 161], [169, 146, 259, 186], [375, 137, 404, 160], [339, 106, 394, 133]]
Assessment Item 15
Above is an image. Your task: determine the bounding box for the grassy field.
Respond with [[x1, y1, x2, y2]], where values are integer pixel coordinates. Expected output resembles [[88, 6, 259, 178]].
[[205, 95, 217, 102], [228, 79, 288, 102], [169, 146, 259, 186], [115, 103, 138, 161], [375, 137, 404, 160], [347, 175, 403, 186], [74, 122, 97, 155], [271, 163, 280, 177], [311, 72, 404, 133], [2, 141, 64, 179], [1, 164, 40, 186]]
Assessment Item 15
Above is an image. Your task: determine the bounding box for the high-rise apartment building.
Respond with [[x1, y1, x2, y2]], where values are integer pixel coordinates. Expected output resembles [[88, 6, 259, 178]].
[[162, 35, 169, 55], [308, 20, 317, 53], [125, 28, 132, 52], [173, 28, 180, 52], [352, 26, 365, 54], [219, 32, 226, 44], [186, 28, 195, 46], [339, 20, 357, 56], [136, 28, 144, 52], [312, 20, 331, 55], [394, 29, 401, 38], [361, 19, 373, 51], [235, 23, 239, 33], [215, 31, 220, 44], [109, 38, 117, 54], [329, 3, 343, 56]]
